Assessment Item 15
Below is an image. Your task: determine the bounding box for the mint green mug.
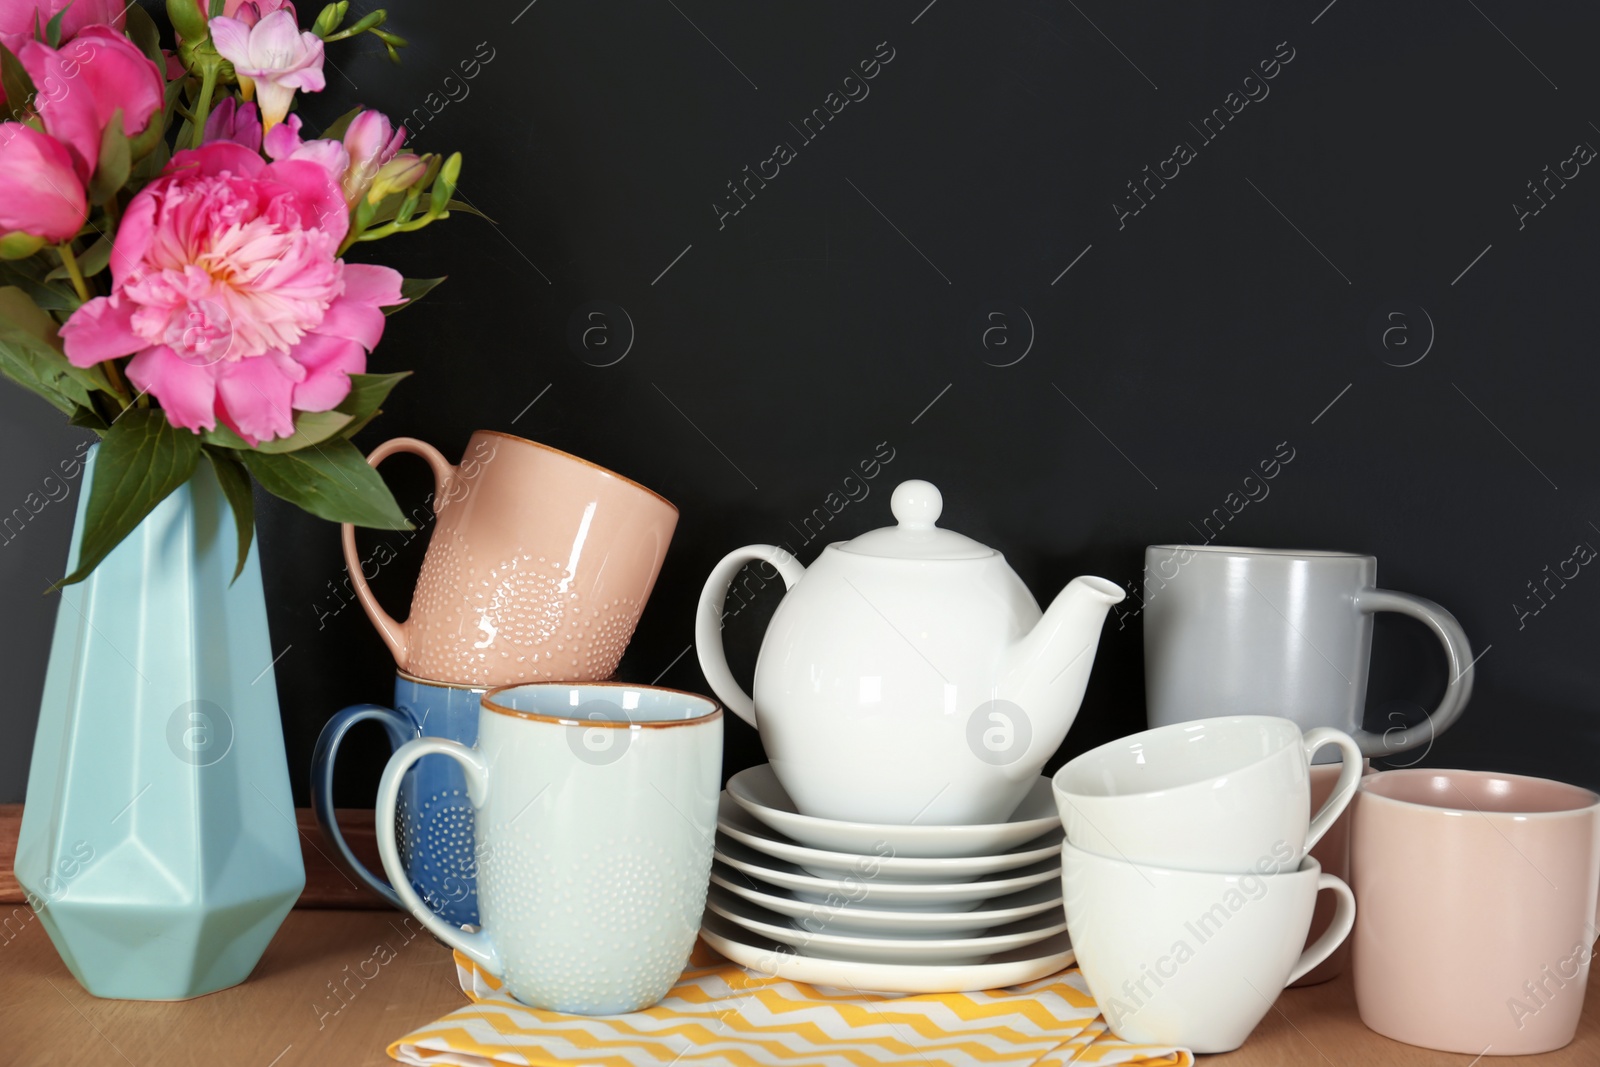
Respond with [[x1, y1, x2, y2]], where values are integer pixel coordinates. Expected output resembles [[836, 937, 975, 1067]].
[[374, 682, 722, 1014]]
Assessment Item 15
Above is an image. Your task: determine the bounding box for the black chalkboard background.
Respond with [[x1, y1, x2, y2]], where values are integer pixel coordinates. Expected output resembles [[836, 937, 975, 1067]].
[[3, 0, 1598, 806]]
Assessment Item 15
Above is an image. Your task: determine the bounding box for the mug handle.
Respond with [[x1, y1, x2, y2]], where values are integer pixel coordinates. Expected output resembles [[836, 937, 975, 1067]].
[[310, 703, 420, 908], [1301, 728, 1364, 854], [374, 737, 502, 974], [694, 545, 806, 729], [340, 438, 458, 669], [1285, 873, 1357, 986], [1352, 589, 1475, 758]]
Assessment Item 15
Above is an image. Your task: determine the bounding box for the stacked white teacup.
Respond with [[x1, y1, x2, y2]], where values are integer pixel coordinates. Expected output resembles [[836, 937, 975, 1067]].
[[1052, 716, 1364, 1054]]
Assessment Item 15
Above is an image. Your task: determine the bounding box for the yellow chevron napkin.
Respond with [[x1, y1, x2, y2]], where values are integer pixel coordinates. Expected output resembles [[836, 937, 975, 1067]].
[[387, 942, 1193, 1067]]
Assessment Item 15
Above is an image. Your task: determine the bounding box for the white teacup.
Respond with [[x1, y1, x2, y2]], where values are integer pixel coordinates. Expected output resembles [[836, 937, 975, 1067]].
[[1053, 716, 1362, 872], [1063, 841, 1355, 1053]]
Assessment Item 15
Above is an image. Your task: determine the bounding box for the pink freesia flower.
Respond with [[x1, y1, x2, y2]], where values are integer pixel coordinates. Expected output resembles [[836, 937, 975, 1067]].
[[173, 0, 295, 41], [19, 27, 164, 183], [210, 10, 324, 132], [202, 96, 263, 152], [0, 122, 87, 249], [0, 0, 124, 51], [340, 110, 405, 205], [59, 142, 403, 445], [262, 113, 349, 188]]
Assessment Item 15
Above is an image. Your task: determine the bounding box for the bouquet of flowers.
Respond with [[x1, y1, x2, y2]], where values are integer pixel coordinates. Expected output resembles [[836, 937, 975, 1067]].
[[0, 0, 464, 585]]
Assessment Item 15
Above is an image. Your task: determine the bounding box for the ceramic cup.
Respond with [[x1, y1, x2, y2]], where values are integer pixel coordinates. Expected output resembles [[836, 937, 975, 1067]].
[[1289, 758, 1374, 987], [343, 430, 678, 688], [1142, 545, 1474, 758], [311, 671, 485, 927], [1351, 769, 1600, 1055], [1053, 716, 1362, 873], [1063, 841, 1355, 1054], [375, 682, 722, 1014]]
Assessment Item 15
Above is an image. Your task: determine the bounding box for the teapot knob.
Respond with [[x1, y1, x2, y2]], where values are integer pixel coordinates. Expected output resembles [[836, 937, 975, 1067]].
[[890, 480, 942, 530]]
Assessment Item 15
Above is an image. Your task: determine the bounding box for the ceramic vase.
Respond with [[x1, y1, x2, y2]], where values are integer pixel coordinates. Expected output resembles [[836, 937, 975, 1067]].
[[13, 447, 304, 1000]]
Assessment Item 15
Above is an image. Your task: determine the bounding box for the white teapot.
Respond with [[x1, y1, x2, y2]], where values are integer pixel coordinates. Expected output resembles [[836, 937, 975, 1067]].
[[696, 480, 1125, 825]]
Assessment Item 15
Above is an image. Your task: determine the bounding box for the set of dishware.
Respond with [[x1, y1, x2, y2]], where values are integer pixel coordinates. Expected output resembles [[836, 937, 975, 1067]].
[[304, 439, 1600, 1054], [1054, 715, 1364, 1053]]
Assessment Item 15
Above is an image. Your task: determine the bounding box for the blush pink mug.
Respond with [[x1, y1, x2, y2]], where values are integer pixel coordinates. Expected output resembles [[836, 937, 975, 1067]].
[[1351, 769, 1600, 1055], [341, 430, 678, 688]]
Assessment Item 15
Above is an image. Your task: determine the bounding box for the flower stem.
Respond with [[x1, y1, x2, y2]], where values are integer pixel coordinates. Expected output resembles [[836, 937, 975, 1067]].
[[57, 241, 90, 304], [58, 241, 133, 409], [103, 360, 134, 406], [189, 63, 220, 150]]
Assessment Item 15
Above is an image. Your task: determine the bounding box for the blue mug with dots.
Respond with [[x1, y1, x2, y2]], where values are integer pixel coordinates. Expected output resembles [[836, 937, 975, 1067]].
[[375, 682, 723, 1014], [312, 672, 484, 926]]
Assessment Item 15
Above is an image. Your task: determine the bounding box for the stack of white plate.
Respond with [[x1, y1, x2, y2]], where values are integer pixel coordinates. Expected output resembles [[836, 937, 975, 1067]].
[[701, 765, 1075, 993]]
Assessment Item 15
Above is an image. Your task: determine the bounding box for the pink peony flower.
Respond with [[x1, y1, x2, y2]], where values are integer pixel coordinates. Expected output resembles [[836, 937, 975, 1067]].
[[59, 142, 403, 445], [340, 109, 405, 205], [0, 122, 87, 249], [202, 96, 263, 152], [20, 27, 165, 183], [210, 10, 324, 132], [0, 0, 125, 52]]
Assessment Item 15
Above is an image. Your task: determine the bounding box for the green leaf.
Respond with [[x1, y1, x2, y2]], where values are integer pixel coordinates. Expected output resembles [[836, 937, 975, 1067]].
[[317, 104, 363, 143], [53, 409, 202, 589], [43, 4, 67, 47], [383, 276, 444, 315], [333, 370, 409, 423], [205, 447, 255, 583], [250, 409, 354, 453], [240, 439, 411, 529], [69, 404, 109, 433], [443, 198, 492, 221], [125, 5, 163, 67], [90, 111, 131, 206], [0, 259, 80, 311], [0, 40, 36, 122], [46, 236, 112, 281], [201, 422, 251, 449], [131, 135, 171, 182], [0, 288, 111, 415], [209, 0, 224, 17]]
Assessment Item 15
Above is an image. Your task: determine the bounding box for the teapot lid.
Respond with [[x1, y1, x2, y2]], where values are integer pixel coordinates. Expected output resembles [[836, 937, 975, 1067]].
[[837, 480, 995, 560]]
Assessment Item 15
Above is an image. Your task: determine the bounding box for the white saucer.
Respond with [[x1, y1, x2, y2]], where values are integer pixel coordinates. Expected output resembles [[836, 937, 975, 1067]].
[[707, 888, 1067, 965], [709, 871, 1064, 938], [701, 912, 1076, 994], [717, 794, 1063, 884], [713, 837, 1060, 910], [727, 765, 1060, 859]]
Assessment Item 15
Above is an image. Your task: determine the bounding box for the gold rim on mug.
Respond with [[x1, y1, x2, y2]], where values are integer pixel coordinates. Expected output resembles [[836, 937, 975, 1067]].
[[476, 429, 678, 513], [482, 680, 723, 729]]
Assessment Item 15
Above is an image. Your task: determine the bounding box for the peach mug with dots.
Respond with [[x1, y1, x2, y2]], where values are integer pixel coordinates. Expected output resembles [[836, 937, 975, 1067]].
[[342, 430, 678, 687]]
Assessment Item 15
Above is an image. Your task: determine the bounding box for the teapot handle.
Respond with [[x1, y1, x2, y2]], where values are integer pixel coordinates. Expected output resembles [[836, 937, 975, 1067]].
[[695, 545, 805, 729]]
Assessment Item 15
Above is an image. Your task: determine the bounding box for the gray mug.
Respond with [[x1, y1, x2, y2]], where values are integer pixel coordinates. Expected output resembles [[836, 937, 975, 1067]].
[[1142, 545, 1473, 758]]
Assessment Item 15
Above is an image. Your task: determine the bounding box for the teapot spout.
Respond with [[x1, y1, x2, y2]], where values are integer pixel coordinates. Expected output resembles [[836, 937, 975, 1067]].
[[996, 576, 1125, 763]]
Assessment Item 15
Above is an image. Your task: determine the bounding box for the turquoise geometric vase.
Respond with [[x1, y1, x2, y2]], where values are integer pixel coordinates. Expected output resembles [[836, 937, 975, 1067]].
[[14, 446, 305, 1000]]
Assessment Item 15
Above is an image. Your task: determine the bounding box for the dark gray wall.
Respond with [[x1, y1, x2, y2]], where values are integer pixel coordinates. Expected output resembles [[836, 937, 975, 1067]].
[[4, 1, 1598, 805]]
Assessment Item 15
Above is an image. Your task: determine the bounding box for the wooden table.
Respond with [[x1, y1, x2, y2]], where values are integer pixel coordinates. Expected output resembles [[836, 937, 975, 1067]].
[[2, 907, 1596, 1066]]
